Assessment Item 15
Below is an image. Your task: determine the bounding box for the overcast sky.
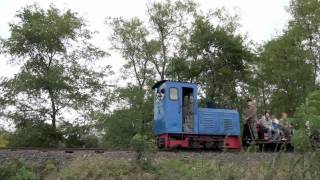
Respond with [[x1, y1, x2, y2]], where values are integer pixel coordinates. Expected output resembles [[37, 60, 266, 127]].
[[0, 0, 291, 79]]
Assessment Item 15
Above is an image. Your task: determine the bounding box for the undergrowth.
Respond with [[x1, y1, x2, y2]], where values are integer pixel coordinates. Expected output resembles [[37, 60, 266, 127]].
[[1, 151, 320, 180]]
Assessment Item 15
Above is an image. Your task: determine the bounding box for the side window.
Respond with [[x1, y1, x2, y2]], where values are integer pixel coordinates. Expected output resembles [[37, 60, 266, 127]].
[[170, 88, 178, 100]]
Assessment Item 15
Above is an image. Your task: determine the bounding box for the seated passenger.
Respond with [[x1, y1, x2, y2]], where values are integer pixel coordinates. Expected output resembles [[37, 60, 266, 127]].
[[272, 116, 279, 128], [259, 111, 279, 140], [279, 112, 292, 139], [272, 115, 282, 138]]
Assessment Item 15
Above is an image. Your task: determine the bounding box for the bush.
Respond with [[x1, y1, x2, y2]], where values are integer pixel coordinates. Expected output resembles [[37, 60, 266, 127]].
[[0, 160, 36, 180], [130, 133, 155, 169], [8, 122, 61, 147], [60, 122, 100, 148], [293, 90, 320, 151], [0, 135, 9, 148]]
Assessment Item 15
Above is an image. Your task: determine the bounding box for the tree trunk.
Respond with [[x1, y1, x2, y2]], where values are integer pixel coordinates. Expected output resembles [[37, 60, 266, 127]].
[[160, 31, 167, 80], [48, 88, 58, 146]]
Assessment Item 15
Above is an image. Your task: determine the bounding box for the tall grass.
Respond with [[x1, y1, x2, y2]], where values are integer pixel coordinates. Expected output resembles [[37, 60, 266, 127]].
[[1, 151, 319, 180]]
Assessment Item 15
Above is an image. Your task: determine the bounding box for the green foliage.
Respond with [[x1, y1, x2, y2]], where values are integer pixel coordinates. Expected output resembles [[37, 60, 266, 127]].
[[0, 135, 9, 148], [172, 15, 252, 109], [292, 129, 312, 152], [8, 121, 60, 147], [247, 0, 320, 116], [293, 90, 320, 150], [0, 4, 110, 146], [0, 161, 36, 180], [5, 152, 316, 180], [289, 0, 320, 86], [131, 133, 155, 169], [109, 0, 198, 82], [101, 86, 153, 149], [108, 17, 157, 89], [0, 129, 9, 147], [253, 29, 313, 115], [59, 122, 99, 148]]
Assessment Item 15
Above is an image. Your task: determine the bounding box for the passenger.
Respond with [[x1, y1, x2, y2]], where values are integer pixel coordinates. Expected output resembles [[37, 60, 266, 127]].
[[259, 111, 279, 140], [272, 115, 280, 129], [272, 115, 281, 138], [245, 98, 258, 139], [279, 112, 291, 139]]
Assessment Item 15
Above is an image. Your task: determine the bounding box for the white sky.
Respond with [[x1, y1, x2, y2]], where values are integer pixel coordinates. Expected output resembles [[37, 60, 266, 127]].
[[0, 0, 291, 78]]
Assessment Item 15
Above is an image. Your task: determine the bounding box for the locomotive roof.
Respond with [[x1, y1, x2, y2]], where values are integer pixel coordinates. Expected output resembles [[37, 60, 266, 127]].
[[152, 80, 197, 89]]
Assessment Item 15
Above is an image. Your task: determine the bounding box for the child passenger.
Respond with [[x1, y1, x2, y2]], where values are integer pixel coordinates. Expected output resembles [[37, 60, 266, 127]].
[[259, 112, 280, 140]]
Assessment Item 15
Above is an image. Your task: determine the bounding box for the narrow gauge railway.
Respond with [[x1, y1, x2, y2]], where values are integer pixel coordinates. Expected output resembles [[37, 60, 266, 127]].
[[0, 147, 292, 154], [0, 147, 114, 153], [0, 80, 293, 153], [152, 80, 293, 151]]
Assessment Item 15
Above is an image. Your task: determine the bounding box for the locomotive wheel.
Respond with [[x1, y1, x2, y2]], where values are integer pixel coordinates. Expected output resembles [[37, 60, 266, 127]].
[[204, 142, 215, 149], [190, 140, 201, 149]]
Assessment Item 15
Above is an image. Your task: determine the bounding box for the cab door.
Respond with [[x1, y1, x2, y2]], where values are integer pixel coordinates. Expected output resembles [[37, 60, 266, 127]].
[[153, 87, 165, 134], [165, 86, 182, 133]]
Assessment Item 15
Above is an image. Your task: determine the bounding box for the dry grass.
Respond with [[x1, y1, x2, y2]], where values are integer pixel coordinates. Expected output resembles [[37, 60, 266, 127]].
[[1, 151, 320, 180]]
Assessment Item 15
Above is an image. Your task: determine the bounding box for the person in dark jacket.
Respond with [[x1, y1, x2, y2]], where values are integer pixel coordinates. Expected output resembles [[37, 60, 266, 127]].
[[245, 98, 258, 139]]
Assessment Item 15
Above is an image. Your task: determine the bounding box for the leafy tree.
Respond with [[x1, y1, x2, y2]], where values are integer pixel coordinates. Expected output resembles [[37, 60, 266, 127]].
[[100, 86, 153, 149], [0, 4, 110, 146], [254, 28, 313, 115], [8, 120, 58, 147], [108, 17, 158, 89], [59, 122, 99, 148], [173, 15, 252, 109], [108, 0, 197, 83], [293, 90, 320, 151], [147, 0, 197, 80], [289, 0, 320, 86]]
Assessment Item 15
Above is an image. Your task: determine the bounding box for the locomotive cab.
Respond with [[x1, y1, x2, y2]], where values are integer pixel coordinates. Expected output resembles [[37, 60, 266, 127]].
[[152, 80, 198, 135]]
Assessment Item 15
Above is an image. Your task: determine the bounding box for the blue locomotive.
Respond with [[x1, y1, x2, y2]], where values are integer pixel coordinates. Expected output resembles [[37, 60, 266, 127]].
[[152, 80, 241, 150]]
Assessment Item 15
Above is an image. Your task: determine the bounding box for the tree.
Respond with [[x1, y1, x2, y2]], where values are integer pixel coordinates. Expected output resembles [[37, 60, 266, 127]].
[[293, 90, 320, 150], [254, 28, 314, 116], [289, 0, 320, 86], [108, 0, 197, 83], [0, 4, 110, 146], [147, 0, 197, 80], [100, 86, 153, 149], [174, 15, 252, 109], [108, 17, 159, 89]]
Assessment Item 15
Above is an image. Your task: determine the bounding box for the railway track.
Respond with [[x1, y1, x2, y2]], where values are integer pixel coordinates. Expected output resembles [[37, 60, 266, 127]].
[[0, 147, 290, 154], [0, 147, 297, 168], [0, 147, 128, 153]]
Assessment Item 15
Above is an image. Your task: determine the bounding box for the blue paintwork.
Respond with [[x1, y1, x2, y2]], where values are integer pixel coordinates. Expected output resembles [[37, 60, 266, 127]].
[[153, 81, 240, 136], [198, 108, 240, 136], [153, 81, 198, 135]]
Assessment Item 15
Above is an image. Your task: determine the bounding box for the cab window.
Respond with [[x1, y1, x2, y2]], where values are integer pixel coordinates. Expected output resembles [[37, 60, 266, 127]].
[[170, 88, 178, 100], [156, 88, 165, 101]]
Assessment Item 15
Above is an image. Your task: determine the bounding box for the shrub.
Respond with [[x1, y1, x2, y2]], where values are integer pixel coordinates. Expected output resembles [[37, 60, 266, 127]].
[[8, 122, 61, 147], [0, 160, 36, 180], [130, 133, 155, 169], [293, 90, 320, 150], [0, 134, 9, 148]]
